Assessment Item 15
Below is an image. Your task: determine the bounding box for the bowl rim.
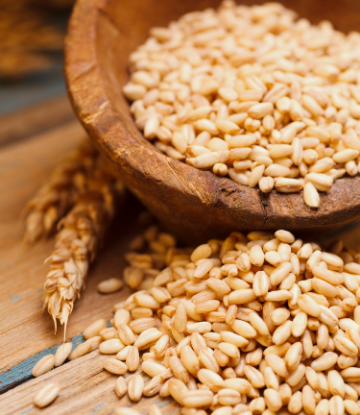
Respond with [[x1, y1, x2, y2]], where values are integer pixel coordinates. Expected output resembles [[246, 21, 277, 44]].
[[64, 0, 360, 232]]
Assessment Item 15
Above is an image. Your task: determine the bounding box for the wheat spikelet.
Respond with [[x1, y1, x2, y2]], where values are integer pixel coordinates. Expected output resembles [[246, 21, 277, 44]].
[[24, 139, 99, 243], [24, 137, 126, 333], [43, 162, 125, 334]]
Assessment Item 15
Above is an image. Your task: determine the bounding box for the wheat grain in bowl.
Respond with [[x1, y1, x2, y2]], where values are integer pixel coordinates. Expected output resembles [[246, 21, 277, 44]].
[[122, 0, 360, 208]]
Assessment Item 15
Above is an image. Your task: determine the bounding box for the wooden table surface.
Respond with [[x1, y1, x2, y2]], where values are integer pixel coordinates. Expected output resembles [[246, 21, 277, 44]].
[[0, 99, 360, 414], [0, 105, 181, 414]]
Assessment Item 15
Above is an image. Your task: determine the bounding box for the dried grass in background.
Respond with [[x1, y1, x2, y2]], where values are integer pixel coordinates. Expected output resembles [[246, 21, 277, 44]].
[[0, 0, 69, 79]]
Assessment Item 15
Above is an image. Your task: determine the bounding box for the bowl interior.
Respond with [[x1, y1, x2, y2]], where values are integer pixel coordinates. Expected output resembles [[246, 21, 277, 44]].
[[96, 0, 360, 124]]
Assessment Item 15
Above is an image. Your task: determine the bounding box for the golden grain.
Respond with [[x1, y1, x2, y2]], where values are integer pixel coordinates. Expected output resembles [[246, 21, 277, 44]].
[[55, 214, 360, 413], [121, 2, 360, 208], [32, 355, 55, 377], [97, 278, 123, 294], [115, 377, 128, 398], [54, 342, 73, 367], [34, 383, 60, 408], [128, 374, 144, 401]]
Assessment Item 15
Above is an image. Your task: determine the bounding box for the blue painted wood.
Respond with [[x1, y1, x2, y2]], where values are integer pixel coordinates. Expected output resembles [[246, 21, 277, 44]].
[[0, 322, 113, 394], [0, 58, 66, 116], [0, 333, 84, 394]]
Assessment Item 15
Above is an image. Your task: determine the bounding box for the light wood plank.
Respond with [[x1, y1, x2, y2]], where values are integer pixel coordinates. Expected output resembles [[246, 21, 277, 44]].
[[0, 350, 181, 415], [0, 95, 75, 147]]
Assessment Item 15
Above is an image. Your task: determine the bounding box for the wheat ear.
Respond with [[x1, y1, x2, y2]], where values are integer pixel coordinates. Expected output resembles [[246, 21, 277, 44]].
[[43, 160, 125, 334], [23, 139, 99, 243]]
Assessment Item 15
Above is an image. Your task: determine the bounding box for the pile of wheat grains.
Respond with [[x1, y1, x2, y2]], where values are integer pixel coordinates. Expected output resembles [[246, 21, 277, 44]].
[[34, 225, 360, 414], [123, 0, 360, 208]]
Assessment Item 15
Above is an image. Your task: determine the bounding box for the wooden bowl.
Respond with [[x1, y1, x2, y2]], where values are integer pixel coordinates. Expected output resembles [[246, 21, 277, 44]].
[[65, 0, 360, 243]]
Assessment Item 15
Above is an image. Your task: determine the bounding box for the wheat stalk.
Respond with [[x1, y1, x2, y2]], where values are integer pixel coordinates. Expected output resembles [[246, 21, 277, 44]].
[[24, 138, 125, 333], [43, 162, 125, 334], [24, 139, 99, 243]]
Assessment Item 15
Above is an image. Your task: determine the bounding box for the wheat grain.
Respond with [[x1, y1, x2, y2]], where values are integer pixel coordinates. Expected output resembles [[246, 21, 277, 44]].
[[142, 361, 167, 377], [33, 218, 360, 412], [84, 335, 102, 351], [115, 376, 128, 398], [123, 1, 360, 208], [128, 374, 144, 401], [99, 327, 117, 340], [97, 278, 123, 294], [83, 319, 107, 339], [116, 346, 131, 361], [32, 354, 55, 377], [54, 342, 73, 367], [118, 323, 135, 345], [126, 346, 140, 372], [99, 339, 125, 354], [34, 383, 60, 408], [68, 343, 91, 360], [104, 358, 128, 375]]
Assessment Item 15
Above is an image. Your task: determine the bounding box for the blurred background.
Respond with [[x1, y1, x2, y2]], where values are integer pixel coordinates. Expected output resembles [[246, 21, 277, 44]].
[[0, 0, 76, 145]]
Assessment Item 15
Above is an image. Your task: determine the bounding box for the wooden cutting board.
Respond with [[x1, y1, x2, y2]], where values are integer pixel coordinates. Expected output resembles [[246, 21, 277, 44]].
[[0, 104, 359, 414]]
